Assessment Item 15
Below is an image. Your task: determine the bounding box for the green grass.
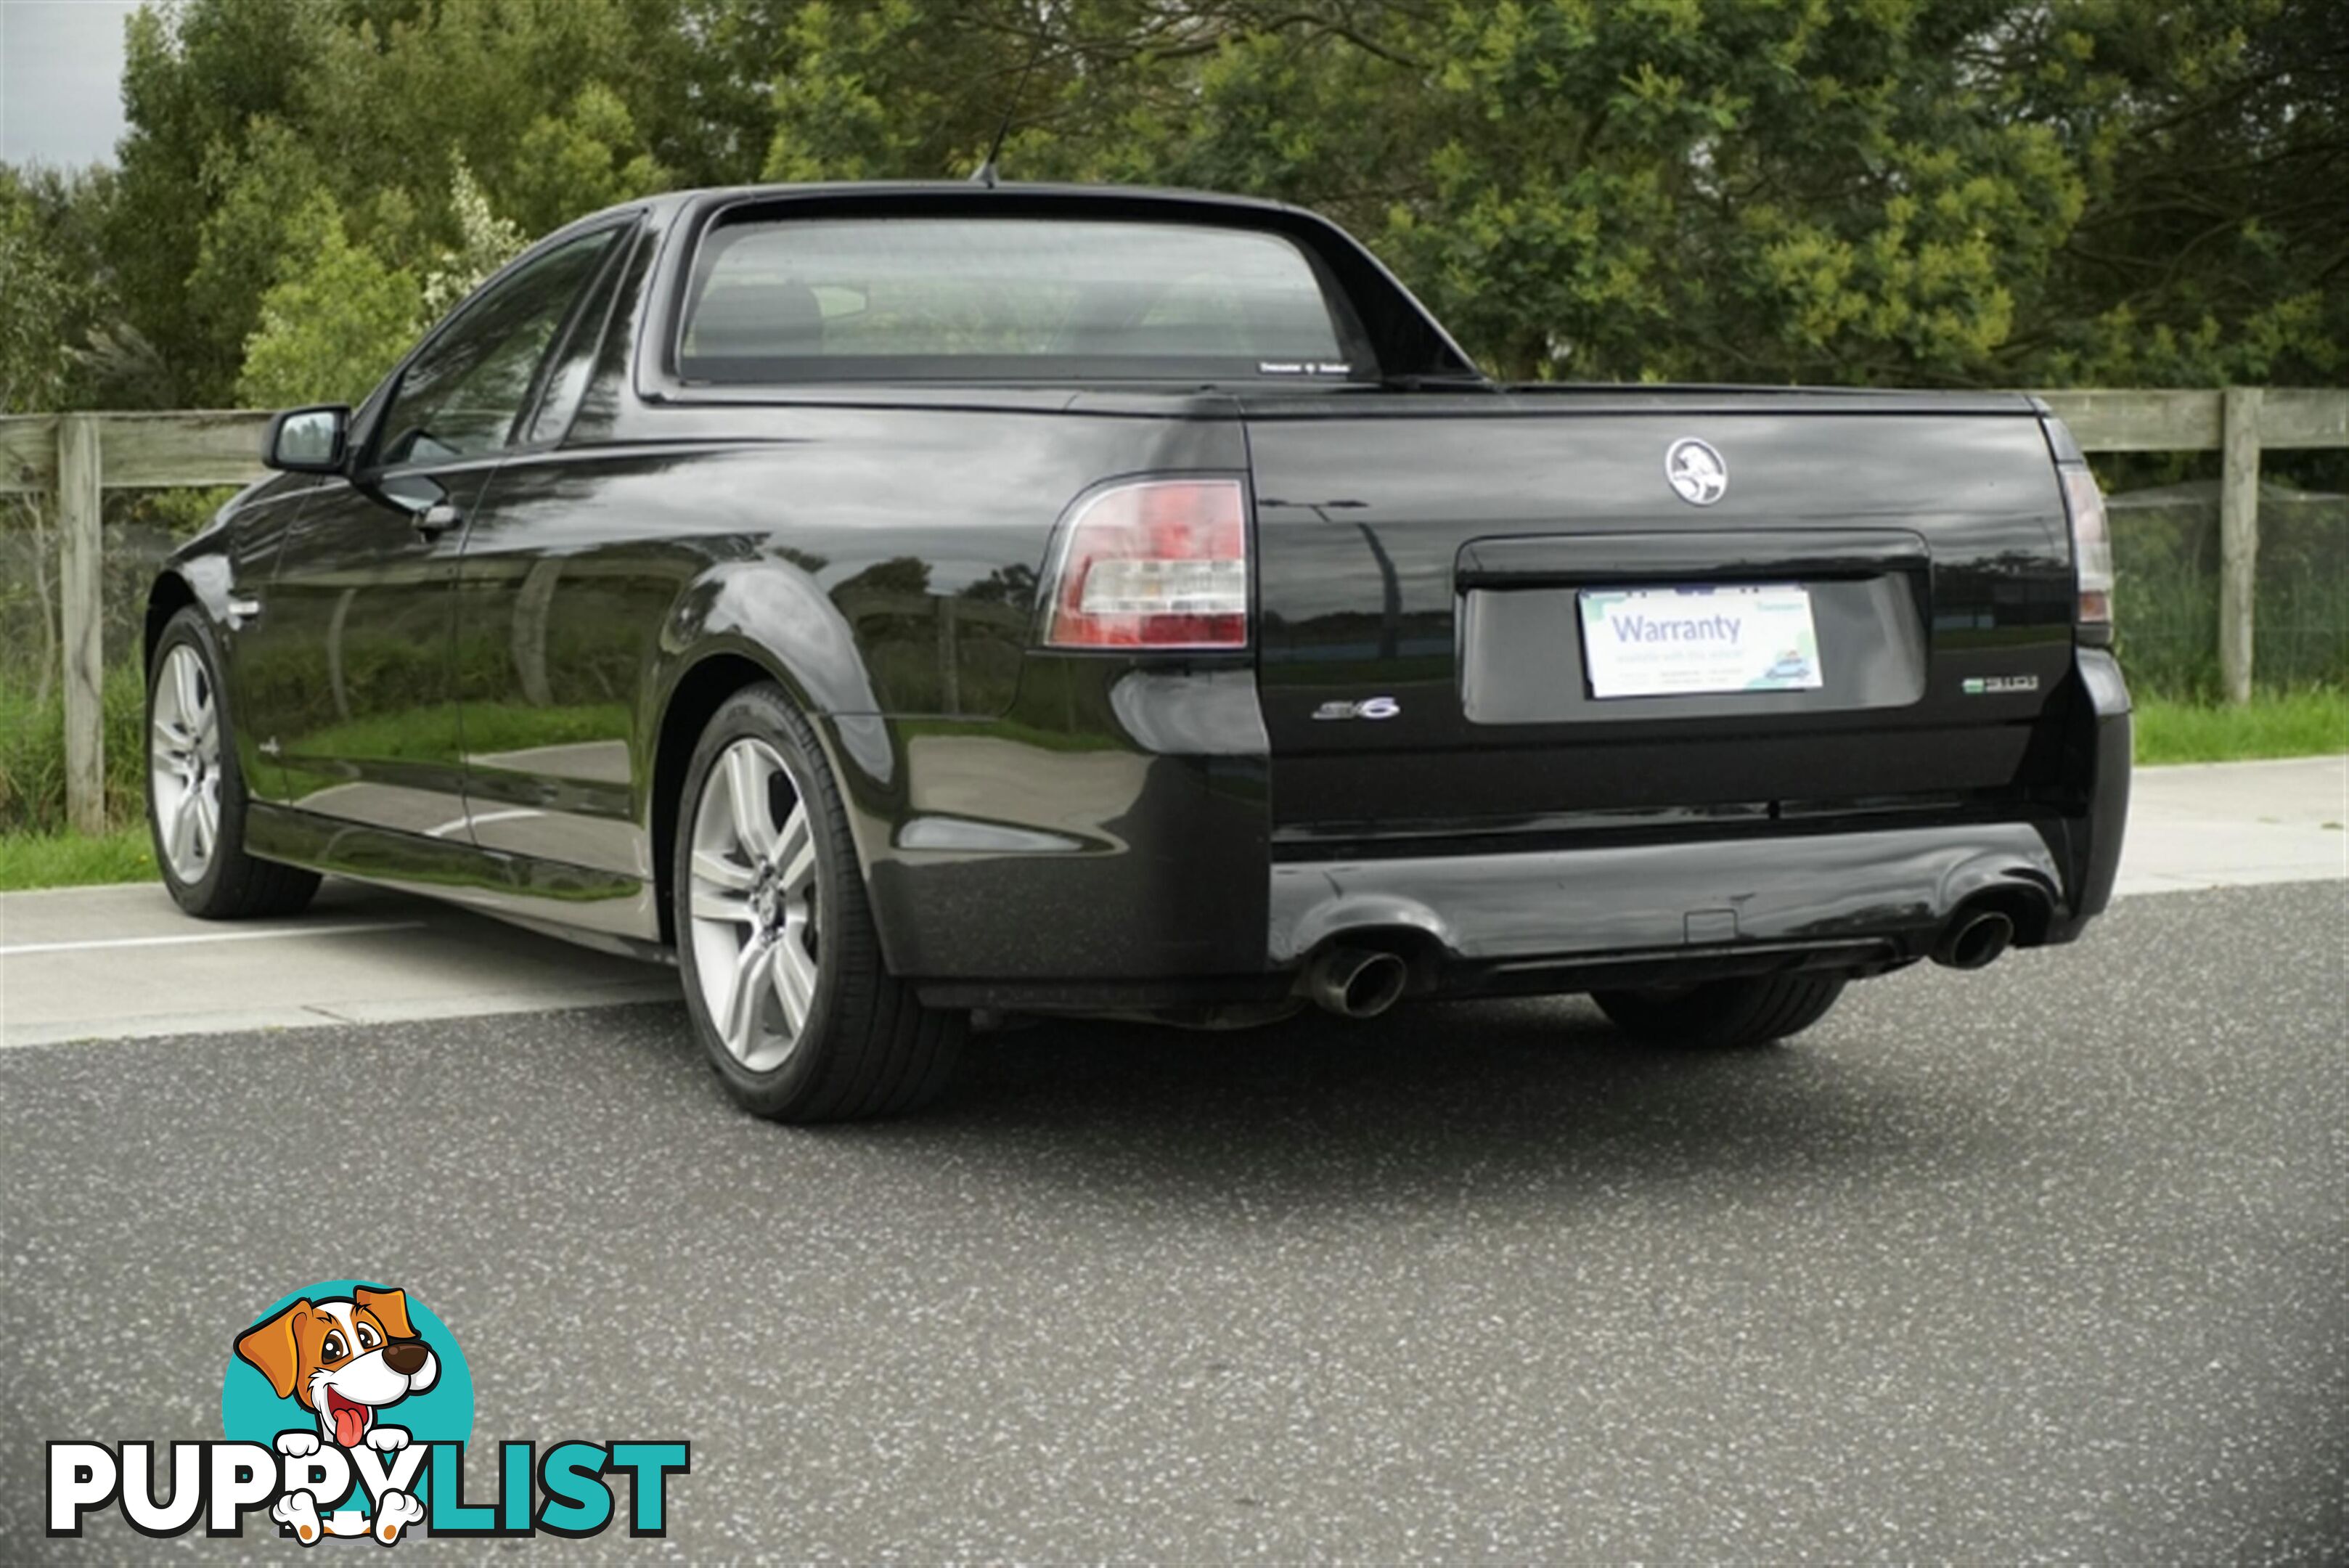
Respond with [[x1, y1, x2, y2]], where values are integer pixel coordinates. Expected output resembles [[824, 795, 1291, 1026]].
[[2134, 688, 2349, 765], [0, 663, 149, 836], [0, 825, 156, 890]]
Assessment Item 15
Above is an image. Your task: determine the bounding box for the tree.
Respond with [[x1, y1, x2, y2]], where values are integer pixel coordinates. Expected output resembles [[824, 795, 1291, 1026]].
[[109, 0, 677, 407], [0, 172, 78, 415], [237, 193, 421, 409], [420, 158, 528, 324], [68, 0, 2349, 403], [2025, 0, 2347, 387]]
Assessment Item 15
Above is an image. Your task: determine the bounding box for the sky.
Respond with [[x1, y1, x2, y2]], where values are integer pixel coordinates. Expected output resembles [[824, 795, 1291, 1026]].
[[1, 0, 142, 170]]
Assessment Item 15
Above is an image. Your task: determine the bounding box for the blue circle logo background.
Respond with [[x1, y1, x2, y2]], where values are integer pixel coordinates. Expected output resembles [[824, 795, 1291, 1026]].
[[222, 1280, 475, 1509]]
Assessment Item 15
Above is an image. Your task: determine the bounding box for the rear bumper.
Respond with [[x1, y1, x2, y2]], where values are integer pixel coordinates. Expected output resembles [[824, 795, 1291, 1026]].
[[1271, 646, 2132, 972], [2039, 645, 2132, 942], [1270, 820, 2064, 971], [876, 650, 2131, 1009]]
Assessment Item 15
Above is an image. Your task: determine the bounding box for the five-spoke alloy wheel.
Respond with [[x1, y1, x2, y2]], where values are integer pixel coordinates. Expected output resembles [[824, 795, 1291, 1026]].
[[673, 683, 962, 1121], [144, 607, 319, 919], [687, 737, 825, 1073], [150, 643, 222, 884]]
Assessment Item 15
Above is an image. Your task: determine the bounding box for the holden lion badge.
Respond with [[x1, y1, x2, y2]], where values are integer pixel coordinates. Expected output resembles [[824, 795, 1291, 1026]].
[[1665, 438, 1728, 506]]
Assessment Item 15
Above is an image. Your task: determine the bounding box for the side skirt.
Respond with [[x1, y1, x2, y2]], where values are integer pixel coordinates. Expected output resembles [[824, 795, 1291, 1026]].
[[245, 801, 670, 960]]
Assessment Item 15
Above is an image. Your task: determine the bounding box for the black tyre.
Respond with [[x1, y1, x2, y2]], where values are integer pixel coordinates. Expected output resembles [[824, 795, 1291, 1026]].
[[145, 607, 321, 920], [1592, 973, 1846, 1050], [672, 682, 963, 1122]]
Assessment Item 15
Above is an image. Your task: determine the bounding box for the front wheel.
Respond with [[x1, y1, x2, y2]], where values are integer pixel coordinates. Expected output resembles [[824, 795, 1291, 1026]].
[[673, 684, 963, 1122], [146, 608, 319, 919], [1592, 973, 1846, 1050]]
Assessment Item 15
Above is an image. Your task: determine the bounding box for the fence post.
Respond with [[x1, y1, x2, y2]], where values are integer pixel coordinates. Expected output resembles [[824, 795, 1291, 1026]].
[[58, 414, 107, 834], [2218, 385, 2263, 706]]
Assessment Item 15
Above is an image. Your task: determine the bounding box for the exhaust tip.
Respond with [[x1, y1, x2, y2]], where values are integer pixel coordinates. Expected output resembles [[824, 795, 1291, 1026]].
[[1305, 947, 1410, 1019], [1934, 908, 2017, 971]]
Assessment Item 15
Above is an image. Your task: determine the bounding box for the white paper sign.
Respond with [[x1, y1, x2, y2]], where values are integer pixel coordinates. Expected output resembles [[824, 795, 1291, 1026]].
[[1580, 584, 1824, 698]]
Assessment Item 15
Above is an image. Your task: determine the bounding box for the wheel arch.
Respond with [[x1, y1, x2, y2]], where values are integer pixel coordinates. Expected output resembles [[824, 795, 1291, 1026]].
[[143, 555, 236, 674], [143, 573, 199, 674], [640, 553, 901, 939], [644, 642, 897, 950]]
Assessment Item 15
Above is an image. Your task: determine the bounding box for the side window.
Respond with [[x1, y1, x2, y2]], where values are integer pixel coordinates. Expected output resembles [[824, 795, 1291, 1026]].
[[374, 229, 618, 467], [568, 225, 658, 445], [522, 225, 642, 446]]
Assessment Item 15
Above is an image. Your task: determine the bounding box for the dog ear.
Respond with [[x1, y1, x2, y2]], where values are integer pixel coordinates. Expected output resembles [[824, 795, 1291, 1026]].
[[354, 1286, 416, 1341], [235, 1301, 311, 1401]]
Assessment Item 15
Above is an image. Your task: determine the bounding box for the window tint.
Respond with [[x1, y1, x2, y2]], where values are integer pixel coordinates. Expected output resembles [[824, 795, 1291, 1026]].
[[523, 226, 640, 446], [376, 229, 618, 467], [568, 226, 658, 445], [681, 218, 1352, 380]]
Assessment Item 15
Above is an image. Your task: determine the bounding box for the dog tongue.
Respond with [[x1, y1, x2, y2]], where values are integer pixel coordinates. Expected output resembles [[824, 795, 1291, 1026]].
[[332, 1404, 367, 1447]]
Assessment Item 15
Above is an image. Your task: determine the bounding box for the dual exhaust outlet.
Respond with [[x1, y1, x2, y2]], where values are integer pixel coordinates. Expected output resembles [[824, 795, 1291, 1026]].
[[1302, 897, 2031, 1018]]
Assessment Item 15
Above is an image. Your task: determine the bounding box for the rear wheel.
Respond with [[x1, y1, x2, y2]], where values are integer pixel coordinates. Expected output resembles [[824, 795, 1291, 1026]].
[[146, 608, 319, 920], [673, 683, 963, 1122], [1592, 973, 1845, 1050]]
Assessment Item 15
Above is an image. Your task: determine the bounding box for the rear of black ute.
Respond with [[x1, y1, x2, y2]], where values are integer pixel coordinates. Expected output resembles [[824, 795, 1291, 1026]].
[[1238, 384, 2136, 1007]]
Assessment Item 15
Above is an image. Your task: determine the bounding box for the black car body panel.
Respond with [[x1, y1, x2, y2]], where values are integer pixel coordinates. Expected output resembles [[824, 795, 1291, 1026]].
[[152, 181, 2129, 1007]]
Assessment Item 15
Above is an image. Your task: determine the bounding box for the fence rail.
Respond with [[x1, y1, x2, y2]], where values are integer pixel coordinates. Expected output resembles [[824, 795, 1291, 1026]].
[[4, 390, 2345, 833]]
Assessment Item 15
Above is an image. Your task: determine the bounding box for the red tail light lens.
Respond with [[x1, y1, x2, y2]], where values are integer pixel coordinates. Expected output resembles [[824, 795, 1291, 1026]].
[[1041, 478, 1249, 649], [2060, 465, 2114, 626]]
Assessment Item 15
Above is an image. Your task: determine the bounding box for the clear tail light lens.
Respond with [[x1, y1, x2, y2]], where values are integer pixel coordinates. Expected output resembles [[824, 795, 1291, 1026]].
[[2060, 465, 2114, 627], [1041, 478, 1249, 649]]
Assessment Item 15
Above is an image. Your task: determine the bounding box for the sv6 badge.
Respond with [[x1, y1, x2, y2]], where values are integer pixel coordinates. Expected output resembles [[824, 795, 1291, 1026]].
[[1312, 696, 1402, 721]]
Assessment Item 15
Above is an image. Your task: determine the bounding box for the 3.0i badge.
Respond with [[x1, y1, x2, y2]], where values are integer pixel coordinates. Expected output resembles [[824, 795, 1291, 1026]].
[[1963, 675, 2040, 695]]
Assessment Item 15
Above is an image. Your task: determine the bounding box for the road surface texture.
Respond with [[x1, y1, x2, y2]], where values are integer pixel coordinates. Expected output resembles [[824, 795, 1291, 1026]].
[[4, 878, 2344, 1561]]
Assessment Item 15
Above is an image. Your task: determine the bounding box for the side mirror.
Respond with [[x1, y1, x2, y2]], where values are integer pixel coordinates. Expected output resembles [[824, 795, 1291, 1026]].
[[263, 405, 350, 473]]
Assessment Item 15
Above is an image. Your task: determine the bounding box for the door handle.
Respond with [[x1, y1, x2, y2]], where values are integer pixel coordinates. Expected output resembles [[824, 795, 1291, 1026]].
[[413, 501, 463, 541]]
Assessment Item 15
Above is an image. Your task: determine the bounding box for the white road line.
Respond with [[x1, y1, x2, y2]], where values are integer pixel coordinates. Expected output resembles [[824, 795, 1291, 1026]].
[[0, 920, 427, 957]]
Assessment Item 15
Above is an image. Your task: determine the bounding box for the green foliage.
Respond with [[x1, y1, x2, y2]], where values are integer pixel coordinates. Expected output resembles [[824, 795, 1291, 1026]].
[[2, 0, 2342, 408], [0, 165, 126, 411], [237, 195, 423, 409], [0, 662, 148, 836], [510, 85, 671, 240], [420, 158, 528, 323], [94, 0, 676, 409], [0, 173, 75, 412]]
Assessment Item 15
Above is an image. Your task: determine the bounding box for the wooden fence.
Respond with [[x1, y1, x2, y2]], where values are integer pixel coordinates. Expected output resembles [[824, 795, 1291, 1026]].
[[4, 390, 2346, 834]]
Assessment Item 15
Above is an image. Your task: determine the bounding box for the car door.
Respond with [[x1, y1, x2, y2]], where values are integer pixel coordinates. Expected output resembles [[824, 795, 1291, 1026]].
[[237, 227, 622, 841], [448, 221, 661, 883]]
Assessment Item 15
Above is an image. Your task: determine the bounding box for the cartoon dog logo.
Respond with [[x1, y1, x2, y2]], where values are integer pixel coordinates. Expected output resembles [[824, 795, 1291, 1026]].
[[234, 1286, 438, 1544]]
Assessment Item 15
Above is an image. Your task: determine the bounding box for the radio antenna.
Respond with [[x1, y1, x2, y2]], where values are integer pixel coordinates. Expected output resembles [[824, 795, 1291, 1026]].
[[970, 48, 1045, 188]]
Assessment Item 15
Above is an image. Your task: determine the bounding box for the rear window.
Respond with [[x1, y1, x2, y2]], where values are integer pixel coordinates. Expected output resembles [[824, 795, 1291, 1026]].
[[679, 216, 1358, 383]]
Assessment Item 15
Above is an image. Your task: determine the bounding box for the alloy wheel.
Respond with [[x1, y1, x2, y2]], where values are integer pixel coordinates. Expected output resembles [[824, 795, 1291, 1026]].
[[150, 643, 222, 883], [687, 737, 822, 1073]]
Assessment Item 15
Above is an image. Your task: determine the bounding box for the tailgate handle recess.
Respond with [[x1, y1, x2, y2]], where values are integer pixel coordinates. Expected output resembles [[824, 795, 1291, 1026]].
[[1455, 528, 1929, 587]]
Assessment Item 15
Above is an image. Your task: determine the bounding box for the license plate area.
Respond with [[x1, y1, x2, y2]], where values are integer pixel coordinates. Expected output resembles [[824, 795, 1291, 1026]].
[[1578, 584, 1824, 699]]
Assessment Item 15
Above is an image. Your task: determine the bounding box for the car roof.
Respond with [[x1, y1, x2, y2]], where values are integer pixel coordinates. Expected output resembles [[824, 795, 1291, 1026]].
[[573, 179, 1307, 231]]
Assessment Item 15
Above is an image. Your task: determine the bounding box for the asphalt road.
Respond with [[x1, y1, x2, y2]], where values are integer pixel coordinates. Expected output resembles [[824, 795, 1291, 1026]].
[[5, 880, 2345, 1562]]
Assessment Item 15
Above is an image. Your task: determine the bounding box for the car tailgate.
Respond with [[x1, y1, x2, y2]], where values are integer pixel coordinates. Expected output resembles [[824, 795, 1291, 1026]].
[[1244, 391, 2077, 839]]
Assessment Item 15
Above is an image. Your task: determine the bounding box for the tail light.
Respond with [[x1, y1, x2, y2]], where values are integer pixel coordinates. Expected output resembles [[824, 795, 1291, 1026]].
[[2059, 465, 2114, 629], [1041, 478, 1249, 649]]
